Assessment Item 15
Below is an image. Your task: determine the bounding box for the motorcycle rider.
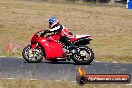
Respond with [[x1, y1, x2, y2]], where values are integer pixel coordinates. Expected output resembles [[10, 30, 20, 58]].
[[42, 16, 74, 46]]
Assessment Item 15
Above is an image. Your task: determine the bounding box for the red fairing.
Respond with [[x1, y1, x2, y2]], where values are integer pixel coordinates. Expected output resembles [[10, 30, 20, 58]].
[[40, 38, 64, 60], [49, 34, 60, 41], [31, 33, 65, 60]]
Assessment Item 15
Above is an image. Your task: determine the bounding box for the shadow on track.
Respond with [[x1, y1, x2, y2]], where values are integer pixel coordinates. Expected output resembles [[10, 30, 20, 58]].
[[23, 61, 92, 65]]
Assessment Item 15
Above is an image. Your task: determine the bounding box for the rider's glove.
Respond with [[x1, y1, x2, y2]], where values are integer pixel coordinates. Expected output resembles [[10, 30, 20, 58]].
[[44, 30, 50, 33], [40, 30, 50, 37]]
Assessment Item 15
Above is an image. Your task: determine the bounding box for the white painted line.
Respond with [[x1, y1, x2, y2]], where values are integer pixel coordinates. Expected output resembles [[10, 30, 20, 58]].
[[2, 78, 39, 81], [113, 61, 118, 63], [55, 80, 61, 82], [16, 56, 23, 58], [95, 61, 119, 63], [11, 57, 22, 58], [10, 56, 23, 58], [95, 61, 101, 62], [125, 84, 132, 85], [0, 56, 7, 57], [0, 56, 23, 58], [29, 78, 38, 80], [55, 80, 76, 83], [94, 60, 132, 64], [71, 81, 77, 83], [6, 78, 15, 80]]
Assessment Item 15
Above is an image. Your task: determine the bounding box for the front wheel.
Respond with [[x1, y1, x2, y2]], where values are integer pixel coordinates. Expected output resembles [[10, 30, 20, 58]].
[[72, 46, 94, 65], [22, 45, 43, 63]]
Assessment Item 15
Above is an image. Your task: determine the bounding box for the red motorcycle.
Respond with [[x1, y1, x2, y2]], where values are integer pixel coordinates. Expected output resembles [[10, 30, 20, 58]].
[[22, 30, 94, 64]]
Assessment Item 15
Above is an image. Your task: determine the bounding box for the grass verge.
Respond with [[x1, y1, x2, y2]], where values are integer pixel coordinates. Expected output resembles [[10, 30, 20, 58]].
[[0, 78, 131, 88]]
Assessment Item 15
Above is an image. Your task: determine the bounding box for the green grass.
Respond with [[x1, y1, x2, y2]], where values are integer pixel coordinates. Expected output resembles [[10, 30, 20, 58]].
[[0, 78, 131, 88], [0, 0, 132, 62]]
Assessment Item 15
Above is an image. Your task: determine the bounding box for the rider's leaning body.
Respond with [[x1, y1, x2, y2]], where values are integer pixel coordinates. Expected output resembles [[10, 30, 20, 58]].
[[42, 17, 74, 46]]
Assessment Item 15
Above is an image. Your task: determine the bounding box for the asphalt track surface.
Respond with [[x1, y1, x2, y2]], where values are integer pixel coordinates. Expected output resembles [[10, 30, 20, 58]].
[[0, 57, 132, 81]]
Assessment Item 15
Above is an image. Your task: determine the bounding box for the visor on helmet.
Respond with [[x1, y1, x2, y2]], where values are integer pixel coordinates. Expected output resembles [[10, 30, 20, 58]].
[[49, 22, 52, 25]]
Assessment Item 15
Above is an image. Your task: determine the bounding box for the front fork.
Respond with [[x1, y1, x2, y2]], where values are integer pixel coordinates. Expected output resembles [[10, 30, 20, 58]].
[[31, 43, 41, 57], [31, 43, 39, 52], [31, 43, 38, 54]]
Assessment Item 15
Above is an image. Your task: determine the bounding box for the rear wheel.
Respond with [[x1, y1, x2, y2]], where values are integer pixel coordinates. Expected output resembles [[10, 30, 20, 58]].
[[22, 45, 43, 63], [72, 46, 94, 65]]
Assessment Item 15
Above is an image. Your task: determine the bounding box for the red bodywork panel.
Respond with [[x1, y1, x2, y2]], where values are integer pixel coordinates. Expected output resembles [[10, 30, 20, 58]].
[[31, 32, 65, 60]]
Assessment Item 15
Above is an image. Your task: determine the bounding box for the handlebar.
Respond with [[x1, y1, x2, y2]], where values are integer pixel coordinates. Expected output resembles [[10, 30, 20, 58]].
[[35, 30, 52, 38], [34, 30, 45, 37]]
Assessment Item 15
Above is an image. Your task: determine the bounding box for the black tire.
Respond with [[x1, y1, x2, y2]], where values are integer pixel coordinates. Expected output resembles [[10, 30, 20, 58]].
[[72, 46, 94, 65], [22, 45, 43, 63]]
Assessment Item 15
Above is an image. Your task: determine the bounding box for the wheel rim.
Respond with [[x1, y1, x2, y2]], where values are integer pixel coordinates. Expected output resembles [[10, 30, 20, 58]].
[[74, 48, 91, 61], [24, 46, 42, 61]]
